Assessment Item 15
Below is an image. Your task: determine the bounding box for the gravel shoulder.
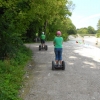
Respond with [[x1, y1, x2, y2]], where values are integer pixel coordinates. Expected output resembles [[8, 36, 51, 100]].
[[20, 38, 100, 100]]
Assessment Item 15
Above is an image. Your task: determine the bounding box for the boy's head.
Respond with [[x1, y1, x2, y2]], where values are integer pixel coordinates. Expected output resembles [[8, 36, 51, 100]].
[[56, 31, 61, 36], [42, 32, 44, 34]]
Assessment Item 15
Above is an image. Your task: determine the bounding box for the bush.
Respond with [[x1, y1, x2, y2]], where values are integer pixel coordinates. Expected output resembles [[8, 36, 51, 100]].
[[62, 33, 68, 41], [96, 33, 100, 38], [0, 45, 32, 100]]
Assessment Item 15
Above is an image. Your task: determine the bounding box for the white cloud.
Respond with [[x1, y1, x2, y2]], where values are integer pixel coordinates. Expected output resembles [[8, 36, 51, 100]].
[[70, 13, 100, 29], [79, 14, 100, 23]]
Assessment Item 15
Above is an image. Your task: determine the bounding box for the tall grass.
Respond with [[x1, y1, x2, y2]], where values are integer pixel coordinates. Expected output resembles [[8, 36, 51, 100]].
[[0, 45, 32, 100]]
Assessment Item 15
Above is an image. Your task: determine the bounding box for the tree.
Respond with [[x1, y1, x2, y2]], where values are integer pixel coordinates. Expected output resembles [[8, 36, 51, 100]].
[[25, 0, 74, 41], [97, 19, 100, 30], [87, 26, 96, 34], [0, 0, 33, 59], [66, 18, 77, 35], [0, 0, 75, 59], [77, 28, 88, 35], [96, 19, 100, 37]]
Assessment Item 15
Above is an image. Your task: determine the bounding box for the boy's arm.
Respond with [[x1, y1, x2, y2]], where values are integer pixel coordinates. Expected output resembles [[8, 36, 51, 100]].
[[45, 35, 46, 39]]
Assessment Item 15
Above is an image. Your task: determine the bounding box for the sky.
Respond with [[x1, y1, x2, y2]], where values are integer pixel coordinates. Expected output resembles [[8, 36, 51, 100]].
[[70, 0, 100, 30]]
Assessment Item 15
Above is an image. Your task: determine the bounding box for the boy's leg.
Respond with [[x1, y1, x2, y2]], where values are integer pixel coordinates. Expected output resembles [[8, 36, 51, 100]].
[[41, 39, 43, 47], [58, 48, 62, 65], [44, 40, 45, 46], [41, 39, 42, 44], [43, 40, 45, 47], [54, 48, 59, 65]]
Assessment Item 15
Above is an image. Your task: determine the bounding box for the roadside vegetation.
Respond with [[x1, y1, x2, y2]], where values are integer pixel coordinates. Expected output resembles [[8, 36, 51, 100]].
[[0, 45, 32, 100], [0, 0, 76, 100]]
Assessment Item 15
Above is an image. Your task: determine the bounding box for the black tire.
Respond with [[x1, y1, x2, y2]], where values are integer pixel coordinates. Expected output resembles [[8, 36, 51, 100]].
[[52, 61, 55, 70], [45, 45, 48, 50], [39, 45, 41, 51], [62, 61, 65, 70]]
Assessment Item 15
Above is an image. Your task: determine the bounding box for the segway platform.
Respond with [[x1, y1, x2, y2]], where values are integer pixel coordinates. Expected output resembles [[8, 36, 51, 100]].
[[52, 61, 65, 70], [39, 45, 48, 51]]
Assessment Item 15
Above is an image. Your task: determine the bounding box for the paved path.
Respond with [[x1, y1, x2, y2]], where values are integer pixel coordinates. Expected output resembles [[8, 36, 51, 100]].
[[21, 38, 100, 100]]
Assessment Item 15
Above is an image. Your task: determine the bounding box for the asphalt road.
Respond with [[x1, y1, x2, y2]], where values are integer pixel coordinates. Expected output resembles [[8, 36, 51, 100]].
[[20, 37, 100, 100]]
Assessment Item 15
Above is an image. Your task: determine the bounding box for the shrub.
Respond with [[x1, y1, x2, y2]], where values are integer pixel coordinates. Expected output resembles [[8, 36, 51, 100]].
[[0, 45, 32, 100]]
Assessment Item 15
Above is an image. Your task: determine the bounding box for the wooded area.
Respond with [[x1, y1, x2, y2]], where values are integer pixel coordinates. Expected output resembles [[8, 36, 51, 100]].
[[0, 0, 100, 60], [0, 0, 76, 60], [1, 0, 100, 60]]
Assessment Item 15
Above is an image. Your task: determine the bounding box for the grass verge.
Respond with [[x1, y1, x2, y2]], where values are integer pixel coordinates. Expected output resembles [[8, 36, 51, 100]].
[[0, 45, 32, 100]]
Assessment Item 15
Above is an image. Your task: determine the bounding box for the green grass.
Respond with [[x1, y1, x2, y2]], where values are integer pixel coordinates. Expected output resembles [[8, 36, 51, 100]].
[[0, 45, 32, 100]]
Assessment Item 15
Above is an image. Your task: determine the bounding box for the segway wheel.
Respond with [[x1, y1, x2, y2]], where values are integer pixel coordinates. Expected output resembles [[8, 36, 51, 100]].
[[52, 61, 55, 70], [45, 45, 48, 50], [39, 45, 41, 51], [62, 61, 65, 70]]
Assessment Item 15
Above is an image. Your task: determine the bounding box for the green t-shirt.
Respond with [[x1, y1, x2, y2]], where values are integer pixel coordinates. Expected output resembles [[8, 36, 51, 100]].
[[40, 34, 46, 40], [54, 36, 63, 48]]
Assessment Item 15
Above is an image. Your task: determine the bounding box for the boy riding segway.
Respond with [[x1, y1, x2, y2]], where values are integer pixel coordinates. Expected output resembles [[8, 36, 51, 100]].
[[39, 32, 48, 51], [52, 31, 65, 70]]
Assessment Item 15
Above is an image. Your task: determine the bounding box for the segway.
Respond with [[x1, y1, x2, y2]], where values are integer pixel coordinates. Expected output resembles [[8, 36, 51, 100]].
[[39, 44, 48, 51], [52, 60, 65, 70]]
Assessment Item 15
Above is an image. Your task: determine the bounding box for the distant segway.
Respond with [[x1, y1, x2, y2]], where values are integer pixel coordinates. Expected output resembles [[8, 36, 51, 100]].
[[39, 44, 48, 51], [52, 60, 65, 70]]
